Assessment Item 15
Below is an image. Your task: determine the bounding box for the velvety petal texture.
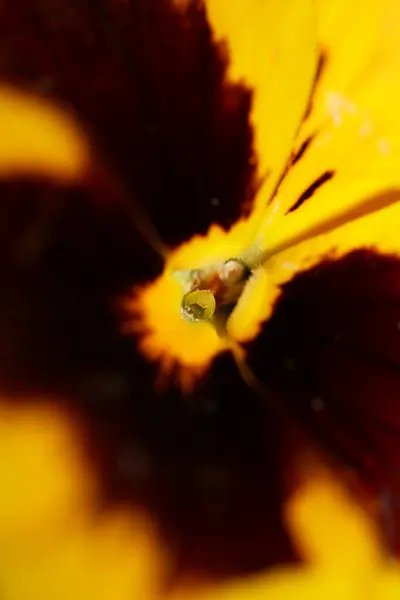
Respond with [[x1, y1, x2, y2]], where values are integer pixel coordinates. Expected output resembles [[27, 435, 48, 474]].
[[0, 0, 318, 593], [0, 0, 400, 598]]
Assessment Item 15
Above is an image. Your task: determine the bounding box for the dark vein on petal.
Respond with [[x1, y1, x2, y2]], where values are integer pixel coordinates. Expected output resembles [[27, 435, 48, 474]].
[[301, 50, 327, 123], [286, 170, 335, 214], [266, 50, 327, 206], [290, 134, 314, 167]]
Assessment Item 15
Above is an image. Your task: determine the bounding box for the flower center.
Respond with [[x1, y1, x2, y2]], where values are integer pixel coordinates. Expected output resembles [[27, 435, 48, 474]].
[[180, 258, 251, 326]]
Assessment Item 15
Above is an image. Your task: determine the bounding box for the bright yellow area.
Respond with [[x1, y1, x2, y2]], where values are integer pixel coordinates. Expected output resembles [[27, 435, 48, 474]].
[[177, 469, 400, 600], [0, 401, 164, 600], [251, 189, 400, 310], [227, 266, 278, 343], [155, 0, 400, 368], [133, 0, 400, 383], [0, 402, 398, 600], [128, 270, 225, 392], [0, 401, 94, 547], [127, 222, 255, 391], [4, 0, 400, 599], [236, 0, 400, 334], [131, 0, 319, 383], [204, 0, 318, 237], [286, 469, 382, 571], [260, 0, 400, 221], [0, 87, 89, 182], [258, 0, 400, 229]]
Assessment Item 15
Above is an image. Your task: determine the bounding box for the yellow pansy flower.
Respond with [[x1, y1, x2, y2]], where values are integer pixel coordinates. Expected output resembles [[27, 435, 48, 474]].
[[0, 0, 399, 599]]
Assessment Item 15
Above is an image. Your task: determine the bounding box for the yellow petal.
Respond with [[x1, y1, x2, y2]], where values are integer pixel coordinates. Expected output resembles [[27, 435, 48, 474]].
[[285, 469, 382, 570], [261, 0, 400, 222], [147, 0, 318, 350], [176, 570, 366, 600], [375, 566, 400, 600], [255, 189, 400, 311], [0, 401, 94, 549], [235, 0, 400, 325], [204, 0, 318, 233], [175, 470, 400, 600], [0, 511, 163, 600], [0, 87, 89, 183], [0, 401, 164, 600], [127, 222, 259, 390]]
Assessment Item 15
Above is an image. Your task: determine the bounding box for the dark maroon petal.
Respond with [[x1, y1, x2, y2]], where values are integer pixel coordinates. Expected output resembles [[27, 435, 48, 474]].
[[0, 0, 258, 246], [0, 173, 296, 580], [0, 0, 317, 582], [249, 248, 400, 551]]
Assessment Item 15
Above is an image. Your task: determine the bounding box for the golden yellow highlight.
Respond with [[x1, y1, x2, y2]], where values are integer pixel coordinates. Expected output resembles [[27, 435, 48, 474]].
[[127, 221, 256, 391], [130, 0, 400, 393], [204, 0, 318, 231], [177, 469, 400, 600], [128, 270, 226, 391], [227, 0, 400, 348], [258, 189, 400, 281], [227, 267, 277, 342], [0, 401, 164, 600], [0, 87, 89, 183], [246, 0, 400, 309], [286, 469, 382, 571], [0, 511, 163, 600], [260, 0, 400, 224], [232, 189, 400, 348], [128, 0, 321, 388], [3, 0, 400, 598], [0, 401, 94, 548]]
